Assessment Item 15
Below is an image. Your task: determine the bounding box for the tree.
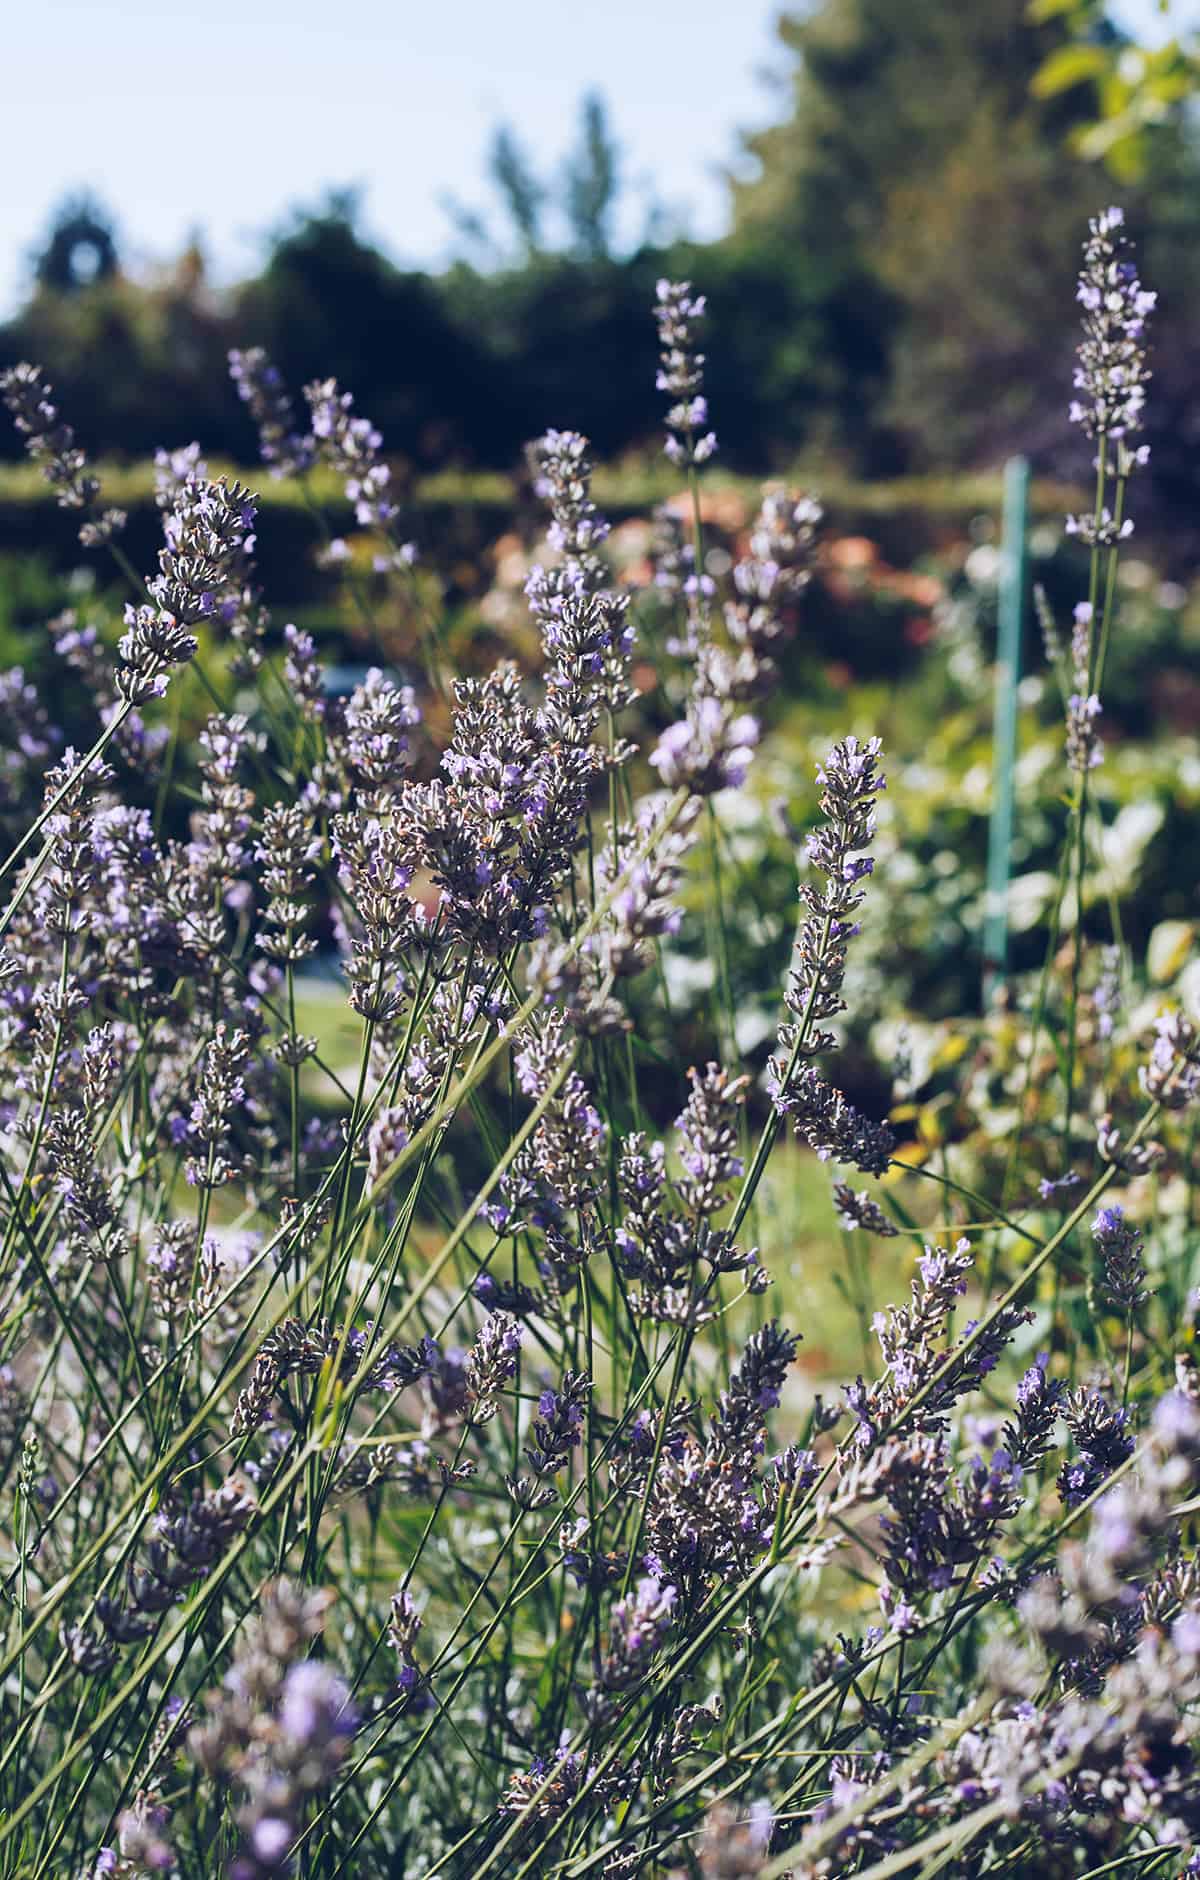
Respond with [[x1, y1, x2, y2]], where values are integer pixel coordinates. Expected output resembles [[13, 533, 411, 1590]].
[[562, 92, 620, 261], [444, 92, 638, 265], [233, 192, 488, 465], [34, 194, 120, 295], [490, 126, 547, 256], [730, 0, 1104, 466]]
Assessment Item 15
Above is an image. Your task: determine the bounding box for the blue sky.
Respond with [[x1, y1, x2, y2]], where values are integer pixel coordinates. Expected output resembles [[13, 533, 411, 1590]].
[[2, 0, 1194, 316], [0, 0, 784, 312]]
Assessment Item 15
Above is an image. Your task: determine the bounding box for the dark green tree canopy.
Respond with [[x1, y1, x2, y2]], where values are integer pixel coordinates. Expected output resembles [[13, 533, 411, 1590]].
[[35, 194, 120, 295]]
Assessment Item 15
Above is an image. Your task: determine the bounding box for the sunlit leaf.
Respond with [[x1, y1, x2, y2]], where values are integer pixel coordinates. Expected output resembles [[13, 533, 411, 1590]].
[[1032, 43, 1110, 96]]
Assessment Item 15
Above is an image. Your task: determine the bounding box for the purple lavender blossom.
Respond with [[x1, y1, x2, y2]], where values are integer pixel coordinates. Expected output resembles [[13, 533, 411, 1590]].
[[229, 348, 316, 477], [650, 694, 759, 795], [1069, 207, 1154, 452], [654, 280, 717, 468], [0, 362, 126, 545], [1092, 1204, 1148, 1312], [598, 1573, 677, 1692]]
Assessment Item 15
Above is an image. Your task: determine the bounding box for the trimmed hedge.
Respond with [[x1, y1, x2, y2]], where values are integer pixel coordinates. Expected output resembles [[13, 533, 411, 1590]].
[[0, 459, 1085, 609]]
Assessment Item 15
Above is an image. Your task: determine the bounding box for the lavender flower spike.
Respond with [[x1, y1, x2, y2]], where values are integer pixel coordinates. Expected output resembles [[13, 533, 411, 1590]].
[[229, 347, 316, 478], [654, 280, 717, 468], [117, 479, 258, 704], [1093, 1204, 1148, 1312], [782, 734, 887, 1056], [1069, 207, 1154, 456], [1066, 206, 1154, 542], [1066, 602, 1103, 773], [650, 694, 759, 796], [1, 362, 126, 545]]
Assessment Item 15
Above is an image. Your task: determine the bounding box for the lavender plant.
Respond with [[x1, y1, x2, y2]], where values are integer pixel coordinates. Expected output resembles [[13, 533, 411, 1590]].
[[0, 214, 1195, 1880]]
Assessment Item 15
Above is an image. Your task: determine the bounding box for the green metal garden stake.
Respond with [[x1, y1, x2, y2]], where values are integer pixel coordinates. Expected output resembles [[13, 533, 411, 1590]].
[[983, 455, 1029, 1006]]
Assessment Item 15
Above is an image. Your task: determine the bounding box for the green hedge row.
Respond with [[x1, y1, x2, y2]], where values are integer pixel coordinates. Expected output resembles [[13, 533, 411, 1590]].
[[0, 458, 1085, 610]]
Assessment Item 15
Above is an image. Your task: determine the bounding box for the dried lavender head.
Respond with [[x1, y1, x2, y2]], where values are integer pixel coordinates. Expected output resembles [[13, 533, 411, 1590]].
[[45, 1104, 121, 1259], [850, 1238, 1034, 1452], [488, 1012, 606, 1227], [540, 590, 636, 729], [146, 1220, 202, 1325], [256, 804, 321, 966], [590, 791, 701, 982], [784, 735, 886, 1052], [0, 1366, 28, 1474], [723, 488, 823, 692], [525, 1371, 592, 1477], [61, 1618, 117, 1678], [185, 1025, 251, 1189], [1003, 1352, 1067, 1472], [387, 1587, 427, 1705], [112, 1790, 176, 1877], [711, 1320, 800, 1465], [119, 1477, 257, 1633], [1066, 208, 1154, 547], [525, 428, 616, 648], [305, 378, 413, 559], [37, 744, 110, 933], [155, 478, 257, 622], [650, 502, 711, 623], [644, 1440, 772, 1588], [1093, 944, 1122, 1040], [339, 666, 420, 808], [387, 662, 596, 955], [774, 1066, 895, 1177], [673, 1801, 773, 1879], [502, 1738, 591, 1827], [188, 713, 259, 905], [282, 622, 327, 723], [330, 812, 418, 1021], [770, 736, 894, 1177], [231, 1319, 438, 1435]]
